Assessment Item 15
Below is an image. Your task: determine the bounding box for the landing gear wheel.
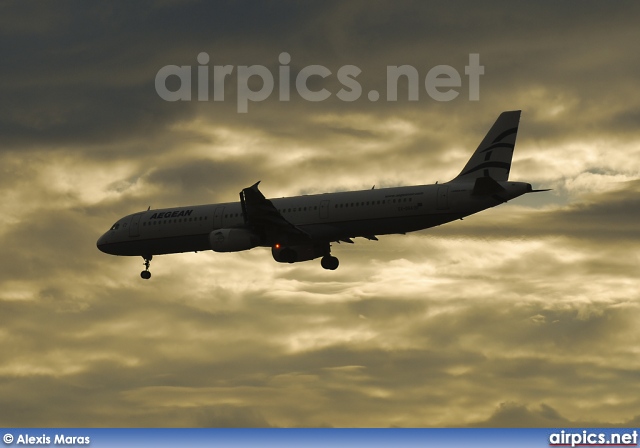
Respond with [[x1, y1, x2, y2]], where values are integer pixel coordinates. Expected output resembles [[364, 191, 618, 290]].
[[321, 255, 339, 270], [141, 255, 153, 280]]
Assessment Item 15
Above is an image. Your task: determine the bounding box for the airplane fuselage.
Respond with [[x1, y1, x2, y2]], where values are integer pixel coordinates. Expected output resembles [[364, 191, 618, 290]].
[[97, 180, 531, 257]]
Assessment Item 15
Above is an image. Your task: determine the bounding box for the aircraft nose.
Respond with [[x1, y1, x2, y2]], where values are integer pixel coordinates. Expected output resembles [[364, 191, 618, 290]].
[[96, 233, 109, 253]]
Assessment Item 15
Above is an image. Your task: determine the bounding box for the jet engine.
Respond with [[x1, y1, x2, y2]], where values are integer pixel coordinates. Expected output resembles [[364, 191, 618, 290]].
[[271, 243, 325, 263], [209, 229, 260, 252]]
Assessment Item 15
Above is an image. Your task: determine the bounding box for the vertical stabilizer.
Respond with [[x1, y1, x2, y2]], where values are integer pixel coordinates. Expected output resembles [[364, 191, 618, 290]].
[[451, 110, 521, 182]]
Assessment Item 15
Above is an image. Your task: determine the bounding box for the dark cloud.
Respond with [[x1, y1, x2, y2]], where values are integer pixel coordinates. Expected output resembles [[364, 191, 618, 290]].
[[3, 0, 640, 153]]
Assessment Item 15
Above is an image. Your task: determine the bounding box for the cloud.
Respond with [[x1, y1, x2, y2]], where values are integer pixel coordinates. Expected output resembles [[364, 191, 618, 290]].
[[472, 402, 571, 427], [473, 402, 640, 428]]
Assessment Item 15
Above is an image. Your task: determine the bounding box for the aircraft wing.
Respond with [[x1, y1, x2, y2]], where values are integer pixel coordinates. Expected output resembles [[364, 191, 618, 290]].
[[240, 182, 310, 239]]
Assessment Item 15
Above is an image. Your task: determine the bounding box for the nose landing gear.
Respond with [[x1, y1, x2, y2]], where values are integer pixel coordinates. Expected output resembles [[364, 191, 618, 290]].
[[141, 255, 152, 279]]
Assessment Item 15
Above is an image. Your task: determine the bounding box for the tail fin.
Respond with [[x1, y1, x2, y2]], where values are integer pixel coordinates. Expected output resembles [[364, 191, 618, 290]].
[[451, 110, 521, 182]]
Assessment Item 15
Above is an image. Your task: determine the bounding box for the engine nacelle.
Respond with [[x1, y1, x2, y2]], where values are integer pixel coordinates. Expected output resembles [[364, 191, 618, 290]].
[[210, 228, 260, 253], [272, 243, 325, 263]]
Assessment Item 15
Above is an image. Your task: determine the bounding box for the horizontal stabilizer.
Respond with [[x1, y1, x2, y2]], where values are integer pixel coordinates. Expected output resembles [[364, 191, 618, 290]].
[[472, 176, 506, 196]]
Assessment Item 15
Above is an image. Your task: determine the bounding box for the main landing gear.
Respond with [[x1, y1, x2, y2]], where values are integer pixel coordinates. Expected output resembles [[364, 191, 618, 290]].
[[141, 255, 152, 279], [321, 244, 339, 271], [321, 255, 339, 270]]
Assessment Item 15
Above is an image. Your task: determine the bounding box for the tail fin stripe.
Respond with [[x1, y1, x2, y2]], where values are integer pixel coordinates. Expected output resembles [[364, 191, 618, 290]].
[[492, 127, 518, 143], [480, 142, 515, 153], [460, 161, 511, 177]]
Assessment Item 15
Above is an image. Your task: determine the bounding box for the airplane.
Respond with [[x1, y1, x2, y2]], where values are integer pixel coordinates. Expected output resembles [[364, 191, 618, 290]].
[[97, 110, 547, 279]]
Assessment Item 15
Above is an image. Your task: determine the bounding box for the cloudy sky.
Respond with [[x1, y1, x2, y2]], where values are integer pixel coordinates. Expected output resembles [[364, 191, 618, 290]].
[[2, 0, 640, 428]]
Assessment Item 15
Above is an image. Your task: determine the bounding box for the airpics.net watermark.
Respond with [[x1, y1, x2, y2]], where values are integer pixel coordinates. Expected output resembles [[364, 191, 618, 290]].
[[155, 52, 484, 113]]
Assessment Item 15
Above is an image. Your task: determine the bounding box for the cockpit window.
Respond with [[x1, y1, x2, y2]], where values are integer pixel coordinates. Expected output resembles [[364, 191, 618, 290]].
[[110, 222, 120, 231]]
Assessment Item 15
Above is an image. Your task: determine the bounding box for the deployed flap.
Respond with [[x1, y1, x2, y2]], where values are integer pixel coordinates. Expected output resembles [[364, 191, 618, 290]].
[[240, 182, 309, 238]]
